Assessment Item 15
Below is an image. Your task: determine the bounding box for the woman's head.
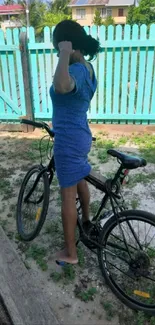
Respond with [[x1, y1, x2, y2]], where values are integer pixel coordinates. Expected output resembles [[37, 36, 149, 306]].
[[53, 20, 100, 61]]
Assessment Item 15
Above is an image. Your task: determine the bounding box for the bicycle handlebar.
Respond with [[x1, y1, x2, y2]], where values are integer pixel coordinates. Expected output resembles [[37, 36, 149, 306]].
[[21, 119, 96, 142], [21, 119, 55, 137]]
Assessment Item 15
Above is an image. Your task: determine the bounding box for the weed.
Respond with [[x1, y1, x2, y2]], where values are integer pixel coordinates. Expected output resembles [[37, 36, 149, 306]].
[[127, 172, 155, 188], [45, 219, 63, 237], [63, 264, 75, 281], [25, 244, 48, 271], [96, 139, 114, 150], [101, 300, 116, 321], [116, 136, 130, 146], [75, 287, 97, 302], [90, 200, 100, 215], [50, 271, 62, 282], [136, 311, 146, 325], [97, 149, 108, 163], [50, 264, 75, 283], [131, 199, 138, 209], [139, 148, 155, 164], [77, 246, 85, 268]]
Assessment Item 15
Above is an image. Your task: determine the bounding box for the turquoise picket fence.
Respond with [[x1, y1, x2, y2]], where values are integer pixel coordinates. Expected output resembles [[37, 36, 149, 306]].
[[1, 24, 155, 123], [0, 28, 26, 120], [28, 24, 155, 123]]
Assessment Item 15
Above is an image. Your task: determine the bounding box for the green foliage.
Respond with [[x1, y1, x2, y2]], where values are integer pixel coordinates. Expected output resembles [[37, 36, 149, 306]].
[[103, 16, 115, 26], [93, 9, 103, 26], [127, 0, 155, 25], [50, 0, 71, 15], [42, 12, 71, 29]]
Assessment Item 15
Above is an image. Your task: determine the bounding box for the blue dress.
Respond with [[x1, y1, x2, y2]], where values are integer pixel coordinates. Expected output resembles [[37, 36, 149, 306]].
[[50, 62, 97, 188]]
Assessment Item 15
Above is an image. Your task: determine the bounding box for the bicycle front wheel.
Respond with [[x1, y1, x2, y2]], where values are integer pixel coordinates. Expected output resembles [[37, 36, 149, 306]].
[[98, 210, 155, 314], [17, 165, 50, 241]]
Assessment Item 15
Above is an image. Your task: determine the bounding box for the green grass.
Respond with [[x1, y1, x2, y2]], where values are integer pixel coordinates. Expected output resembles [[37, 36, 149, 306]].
[[96, 139, 114, 150], [50, 264, 75, 283], [131, 199, 139, 209], [127, 172, 155, 188], [25, 244, 48, 271], [97, 149, 108, 163], [100, 300, 116, 321], [77, 246, 85, 268], [45, 219, 63, 237], [116, 136, 130, 146], [139, 148, 155, 164], [75, 287, 97, 302], [0, 179, 11, 195], [90, 200, 100, 215]]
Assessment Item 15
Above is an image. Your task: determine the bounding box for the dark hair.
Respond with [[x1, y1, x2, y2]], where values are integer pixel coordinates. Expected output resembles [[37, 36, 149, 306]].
[[53, 20, 100, 61]]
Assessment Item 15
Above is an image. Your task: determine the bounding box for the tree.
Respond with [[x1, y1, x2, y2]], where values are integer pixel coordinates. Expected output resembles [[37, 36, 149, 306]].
[[4, 0, 15, 4], [49, 0, 71, 15], [103, 16, 115, 26], [42, 11, 71, 29], [93, 9, 103, 26], [127, 0, 155, 25]]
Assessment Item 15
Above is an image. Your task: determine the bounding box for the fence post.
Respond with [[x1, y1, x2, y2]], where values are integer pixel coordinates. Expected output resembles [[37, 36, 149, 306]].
[[20, 31, 34, 132]]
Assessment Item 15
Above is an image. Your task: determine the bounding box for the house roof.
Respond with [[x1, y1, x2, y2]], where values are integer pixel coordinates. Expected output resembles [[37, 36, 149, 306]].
[[69, 0, 134, 6], [106, 0, 134, 6], [0, 5, 25, 15], [69, 0, 108, 7]]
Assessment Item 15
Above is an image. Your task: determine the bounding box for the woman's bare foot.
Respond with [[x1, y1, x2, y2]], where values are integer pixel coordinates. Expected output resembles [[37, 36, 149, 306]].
[[56, 248, 78, 265]]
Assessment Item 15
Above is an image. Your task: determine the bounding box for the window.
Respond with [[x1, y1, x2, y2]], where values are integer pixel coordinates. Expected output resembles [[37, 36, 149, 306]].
[[107, 8, 112, 17], [76, 8, 86, 19], [100, 8, 112, 18], [118, 8, 124, 16], [100, 8, 106, 18]]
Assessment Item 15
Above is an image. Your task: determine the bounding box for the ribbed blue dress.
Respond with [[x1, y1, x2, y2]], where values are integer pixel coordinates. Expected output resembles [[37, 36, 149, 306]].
[[50, 62, 97, 188]]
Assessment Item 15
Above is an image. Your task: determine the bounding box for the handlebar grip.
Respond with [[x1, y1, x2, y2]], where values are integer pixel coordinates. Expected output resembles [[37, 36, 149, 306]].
[[92, 137, 96, 142], [21, 119, 43, 128]]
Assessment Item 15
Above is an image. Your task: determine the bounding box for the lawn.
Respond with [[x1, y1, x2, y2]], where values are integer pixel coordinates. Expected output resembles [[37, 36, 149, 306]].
[[0, 129, 155, 325]]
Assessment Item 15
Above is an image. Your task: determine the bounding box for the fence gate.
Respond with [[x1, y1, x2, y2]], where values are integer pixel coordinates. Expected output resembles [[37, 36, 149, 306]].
[[0, 28, 26, 121]]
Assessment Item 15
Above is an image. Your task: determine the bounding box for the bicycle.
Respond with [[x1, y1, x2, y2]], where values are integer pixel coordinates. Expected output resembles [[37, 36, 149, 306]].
[[17, 119, 155, 315]]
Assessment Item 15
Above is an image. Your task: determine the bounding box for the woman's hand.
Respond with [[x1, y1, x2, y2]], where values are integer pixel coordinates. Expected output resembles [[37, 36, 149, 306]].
[[58, 41, 74, 56]]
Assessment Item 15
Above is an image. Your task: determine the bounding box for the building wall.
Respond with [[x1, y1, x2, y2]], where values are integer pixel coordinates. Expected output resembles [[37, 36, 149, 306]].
[[72, 5, 129, 26]]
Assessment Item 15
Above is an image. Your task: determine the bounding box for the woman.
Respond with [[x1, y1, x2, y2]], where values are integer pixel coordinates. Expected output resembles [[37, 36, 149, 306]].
[[50, 20, 100, 265]]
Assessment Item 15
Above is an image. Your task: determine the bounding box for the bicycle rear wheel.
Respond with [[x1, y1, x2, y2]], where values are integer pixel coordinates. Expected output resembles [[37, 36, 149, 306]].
[[17, 165, 50, 241], [98, 210, 155, 314]]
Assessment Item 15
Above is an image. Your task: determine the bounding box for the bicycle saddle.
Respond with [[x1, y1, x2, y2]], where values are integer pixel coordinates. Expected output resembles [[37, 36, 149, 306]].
[[107, 149, 147, 169]]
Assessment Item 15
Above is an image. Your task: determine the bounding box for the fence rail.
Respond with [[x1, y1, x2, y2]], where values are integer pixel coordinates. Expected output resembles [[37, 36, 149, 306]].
[[0, 24, 155, 124]]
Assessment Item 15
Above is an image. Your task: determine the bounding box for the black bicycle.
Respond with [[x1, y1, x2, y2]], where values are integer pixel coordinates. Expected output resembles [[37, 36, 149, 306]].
[[17, 119, 155, 315]]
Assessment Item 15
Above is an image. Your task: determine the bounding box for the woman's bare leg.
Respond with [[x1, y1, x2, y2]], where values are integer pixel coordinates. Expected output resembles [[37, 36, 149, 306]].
[[56, 185, 78, 264], [77, 179, 90, 222]]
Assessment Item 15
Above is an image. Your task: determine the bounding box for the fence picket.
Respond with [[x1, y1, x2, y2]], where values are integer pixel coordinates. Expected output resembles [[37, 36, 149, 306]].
[[106, 25, 114, 117], [143, 25, 155, 118], [28, 27, 40, 117], [44, 26, 53, 118], [0, 29, 11, 116], [136, 24, 147, 117], [89, 26, 98, 120], [113, 25, 122, 116], [0, 29, 5, 117], [128, 25, 138, 118], [6, 29, 18, 113], [13, 28, 26, 117], [98, 25, 106, 119], [120, 25, 131, 117]]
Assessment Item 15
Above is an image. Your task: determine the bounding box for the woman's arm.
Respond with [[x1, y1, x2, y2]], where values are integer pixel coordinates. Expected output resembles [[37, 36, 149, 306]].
[[53, 41, 75, 94]]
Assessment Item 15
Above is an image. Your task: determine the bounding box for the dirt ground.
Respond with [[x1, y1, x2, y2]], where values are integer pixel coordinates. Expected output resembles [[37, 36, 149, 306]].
[[0, 126, 155, 325]]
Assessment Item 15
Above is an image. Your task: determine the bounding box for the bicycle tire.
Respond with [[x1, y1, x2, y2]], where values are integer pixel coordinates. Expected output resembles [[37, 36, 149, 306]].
[[17, 165, 50, 241], [98, 210, 155, 314]]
